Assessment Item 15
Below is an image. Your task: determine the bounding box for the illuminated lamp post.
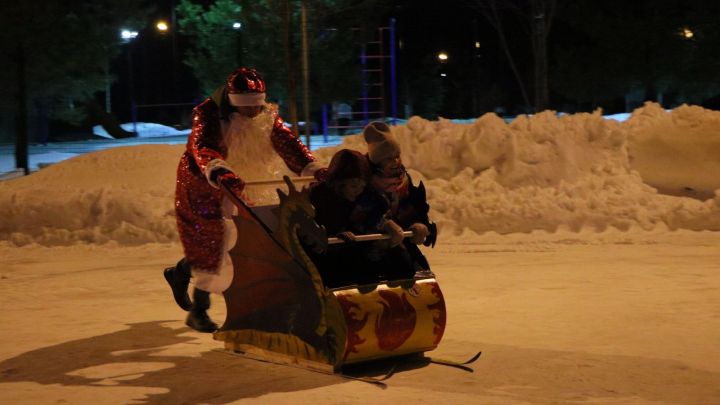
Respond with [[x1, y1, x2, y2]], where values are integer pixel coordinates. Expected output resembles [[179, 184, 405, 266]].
[[438, 51, 448, 78], [680, 27, 694, 40], [156, 20, 169, 33], [121, 29, 139, 135], [232, 21, 242, 67]]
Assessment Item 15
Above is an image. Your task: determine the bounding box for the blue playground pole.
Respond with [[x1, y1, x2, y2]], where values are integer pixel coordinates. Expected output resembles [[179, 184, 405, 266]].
[[390, 18, 398, 125], [322, 103, 329, 143], [361, 45, 369, 125], [131, 102, 138, 135]]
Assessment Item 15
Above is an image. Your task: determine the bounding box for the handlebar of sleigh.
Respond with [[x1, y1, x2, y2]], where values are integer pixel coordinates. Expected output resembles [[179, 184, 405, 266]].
[[327, 231, 415, 245], [243, 176, 316, 186]]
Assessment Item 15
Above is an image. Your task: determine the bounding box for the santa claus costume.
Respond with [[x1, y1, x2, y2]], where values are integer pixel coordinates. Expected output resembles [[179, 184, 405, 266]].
[[165, 67, 325, 332]]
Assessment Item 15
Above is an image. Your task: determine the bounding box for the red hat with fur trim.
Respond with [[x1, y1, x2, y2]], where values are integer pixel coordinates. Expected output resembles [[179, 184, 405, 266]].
[[226, 67, 266, 106]]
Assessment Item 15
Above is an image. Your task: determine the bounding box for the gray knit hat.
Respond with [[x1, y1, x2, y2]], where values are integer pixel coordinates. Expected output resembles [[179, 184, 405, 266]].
[[363, 121, 401, 164]]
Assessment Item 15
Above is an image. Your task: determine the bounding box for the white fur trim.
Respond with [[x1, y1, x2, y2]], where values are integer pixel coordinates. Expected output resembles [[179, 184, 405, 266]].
[[300, 161, 323, 177], [190, 203, 238, 293], [228, 92, 266, 106], [205, 159, 235, 188], [191, 254, 233, 293]]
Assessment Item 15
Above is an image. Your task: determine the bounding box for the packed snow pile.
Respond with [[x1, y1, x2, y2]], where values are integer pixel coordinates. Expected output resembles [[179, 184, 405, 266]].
[[624, 103, 720, 199], [316, 102, 720, 236], [0, 145, 182, 246], [1, 102, 719, 246]]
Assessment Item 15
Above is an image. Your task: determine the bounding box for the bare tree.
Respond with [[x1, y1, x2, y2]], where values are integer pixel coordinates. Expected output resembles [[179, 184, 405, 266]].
[[281, 0, 300, 136], [466, 0, 556, 112], [529, 0, 556, 111]]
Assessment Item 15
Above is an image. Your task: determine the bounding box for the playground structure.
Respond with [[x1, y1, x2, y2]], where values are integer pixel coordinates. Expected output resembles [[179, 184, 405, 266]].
[[322, 19, 399, 137]]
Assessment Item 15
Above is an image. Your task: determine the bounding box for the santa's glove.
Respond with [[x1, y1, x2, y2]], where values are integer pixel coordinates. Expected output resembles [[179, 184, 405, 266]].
[[213, 169, 246, 198], [301, 162, 327, 182], [382, 219, 404, 247], [409, 223, 429, 244], [314, 167, 328, 182]]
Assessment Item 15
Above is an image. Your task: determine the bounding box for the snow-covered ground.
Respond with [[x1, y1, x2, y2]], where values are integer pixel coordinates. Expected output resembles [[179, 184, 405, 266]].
[[1, 102, 719, 404]]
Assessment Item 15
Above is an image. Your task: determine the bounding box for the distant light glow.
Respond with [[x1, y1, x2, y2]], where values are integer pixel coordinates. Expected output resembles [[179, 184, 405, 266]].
[[440, 73, 447, 77], [474, 41, 480, 48], [438, 52, 448, 62], [681, 27, 694, 39], [232, 22, 242, 30], [156, 21, 169, 32], [120, 29, 138, 41]]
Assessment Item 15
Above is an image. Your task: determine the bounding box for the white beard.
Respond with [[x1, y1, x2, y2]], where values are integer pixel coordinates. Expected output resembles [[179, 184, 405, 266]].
[[223, 105, 293, 204]]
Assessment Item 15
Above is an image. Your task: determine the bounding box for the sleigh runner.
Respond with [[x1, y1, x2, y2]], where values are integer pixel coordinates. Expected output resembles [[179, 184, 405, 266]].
[[213, 176, 446, 372]]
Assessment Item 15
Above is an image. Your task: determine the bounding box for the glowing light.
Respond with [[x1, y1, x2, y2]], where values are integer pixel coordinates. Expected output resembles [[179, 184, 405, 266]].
[[438, 52, 448, 62], [681, 27, 694, 39], [232, 22, 242, 30], [440, 73, 447, 77], [120, 29, 138, 41], [474, 41, 480, 49], [156, 21, 169, 32]]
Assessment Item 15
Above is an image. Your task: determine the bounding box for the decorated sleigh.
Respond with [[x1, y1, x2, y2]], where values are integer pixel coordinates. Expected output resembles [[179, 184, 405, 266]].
[[213, 176, 448, 375]]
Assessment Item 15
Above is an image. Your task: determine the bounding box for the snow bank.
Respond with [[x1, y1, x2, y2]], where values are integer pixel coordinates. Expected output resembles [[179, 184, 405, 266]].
[[93, 122, 191, 139], [1, 103, 719, 246], [316, 102, 720, 236], [0, 145, 181, 246], [624, 103, 720, 199]]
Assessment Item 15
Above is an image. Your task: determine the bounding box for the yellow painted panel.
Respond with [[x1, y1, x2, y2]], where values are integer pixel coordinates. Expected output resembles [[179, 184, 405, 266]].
[[334, 278, 446, 364]]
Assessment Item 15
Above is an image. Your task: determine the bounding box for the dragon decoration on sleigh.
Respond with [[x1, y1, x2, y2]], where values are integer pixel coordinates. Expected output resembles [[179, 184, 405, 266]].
[[214, 176, 447, 373]]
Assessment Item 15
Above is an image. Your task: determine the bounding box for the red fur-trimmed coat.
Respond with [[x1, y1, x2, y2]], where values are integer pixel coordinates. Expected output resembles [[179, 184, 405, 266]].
[[175, 98, 317, 273]]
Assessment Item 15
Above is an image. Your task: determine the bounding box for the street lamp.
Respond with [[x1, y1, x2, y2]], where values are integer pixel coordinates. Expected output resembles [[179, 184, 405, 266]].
[[120, 28, 139, 135], [680, 27, 694, 39], [121, 29, 138, 42], [438, 52, 449, 79], [103, 31, 137, 115], [232, 21, 243, 67], [156, 20, 169, 33]]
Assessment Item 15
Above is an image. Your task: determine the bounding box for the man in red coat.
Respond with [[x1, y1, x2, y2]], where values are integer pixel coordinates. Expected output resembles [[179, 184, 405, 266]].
[[164, 67, 325, 332]]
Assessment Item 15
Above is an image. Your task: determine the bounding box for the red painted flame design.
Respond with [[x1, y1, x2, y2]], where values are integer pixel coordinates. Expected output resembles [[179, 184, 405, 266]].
[[427, 282, 447, 345], [336, 295, 368, 361], [376, 290, 417, 351]]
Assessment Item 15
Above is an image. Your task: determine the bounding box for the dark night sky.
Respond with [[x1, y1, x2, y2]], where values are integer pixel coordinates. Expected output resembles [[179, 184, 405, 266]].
[[115, 1, 496, 122], [114, 1, 720, 123], [111, 0, 200, 123]]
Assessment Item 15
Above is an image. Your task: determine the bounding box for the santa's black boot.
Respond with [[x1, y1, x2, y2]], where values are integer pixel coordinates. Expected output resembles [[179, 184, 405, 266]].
[[185, 288, 218, 333], [164, 258, 192, 311]]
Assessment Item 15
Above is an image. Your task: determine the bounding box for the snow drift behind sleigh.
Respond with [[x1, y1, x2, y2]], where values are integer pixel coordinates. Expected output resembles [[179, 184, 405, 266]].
[[213, 177, 446, 373]]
